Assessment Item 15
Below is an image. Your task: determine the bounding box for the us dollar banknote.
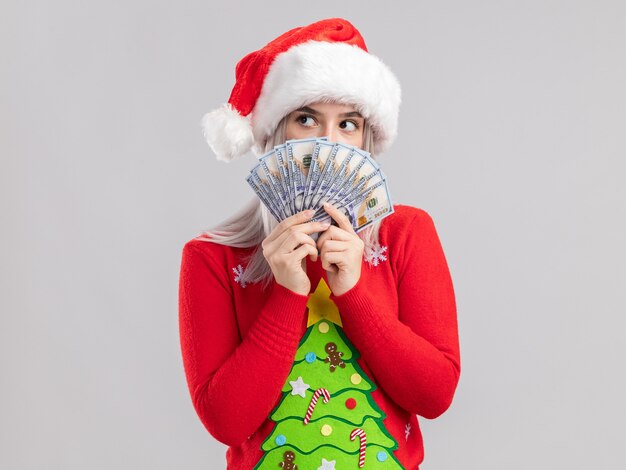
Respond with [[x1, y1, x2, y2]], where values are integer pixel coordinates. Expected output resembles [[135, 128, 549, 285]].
[[247, 137, 394, 232]]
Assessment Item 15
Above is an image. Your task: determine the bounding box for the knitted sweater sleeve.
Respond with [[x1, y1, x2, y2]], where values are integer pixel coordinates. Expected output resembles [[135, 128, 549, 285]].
[[330, 209, 461, 418], [178, 242, 309, 446]]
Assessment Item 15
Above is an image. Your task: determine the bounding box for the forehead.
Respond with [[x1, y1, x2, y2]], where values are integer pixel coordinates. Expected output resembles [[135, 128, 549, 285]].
[[297, 101, 361, 114]]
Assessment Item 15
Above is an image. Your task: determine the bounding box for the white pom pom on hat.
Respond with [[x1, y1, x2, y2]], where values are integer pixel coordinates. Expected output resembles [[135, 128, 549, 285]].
[[201, 18, 401, 162], [201, 104, 254, 163]]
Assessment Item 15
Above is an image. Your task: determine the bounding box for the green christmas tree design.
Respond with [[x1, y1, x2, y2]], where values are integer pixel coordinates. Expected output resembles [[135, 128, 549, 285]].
[[253, 279, 403, 470]]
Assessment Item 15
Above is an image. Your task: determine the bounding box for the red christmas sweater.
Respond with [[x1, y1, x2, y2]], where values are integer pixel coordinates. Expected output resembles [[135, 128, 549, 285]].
[[178, 204, 461, 469]]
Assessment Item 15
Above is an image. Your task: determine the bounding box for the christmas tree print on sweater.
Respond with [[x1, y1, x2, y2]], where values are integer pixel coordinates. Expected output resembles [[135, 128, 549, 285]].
[[253, 279, 403, 469]]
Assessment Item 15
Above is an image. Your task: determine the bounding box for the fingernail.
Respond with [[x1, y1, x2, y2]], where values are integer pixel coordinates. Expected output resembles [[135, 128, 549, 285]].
[[304, 209, 315, 216]]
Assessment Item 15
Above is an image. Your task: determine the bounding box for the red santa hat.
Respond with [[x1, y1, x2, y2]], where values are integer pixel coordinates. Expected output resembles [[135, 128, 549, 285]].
[[201, 18, 402, 162]]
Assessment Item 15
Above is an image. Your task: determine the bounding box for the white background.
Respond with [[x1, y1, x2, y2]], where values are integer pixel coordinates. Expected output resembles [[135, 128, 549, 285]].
[[2, 1, 625, 468]]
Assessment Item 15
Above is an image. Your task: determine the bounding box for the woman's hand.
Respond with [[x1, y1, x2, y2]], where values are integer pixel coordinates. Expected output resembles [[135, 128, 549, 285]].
[[317, 203, 365, 296], [262, 209, 331, 295]]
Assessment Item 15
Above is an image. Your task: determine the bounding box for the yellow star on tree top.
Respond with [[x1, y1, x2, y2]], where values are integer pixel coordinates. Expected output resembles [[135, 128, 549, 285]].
[[306, 278, 343, 328]]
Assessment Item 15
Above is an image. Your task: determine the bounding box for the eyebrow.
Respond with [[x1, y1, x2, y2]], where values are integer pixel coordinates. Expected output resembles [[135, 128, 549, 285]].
[[295, 106, 363, 119]]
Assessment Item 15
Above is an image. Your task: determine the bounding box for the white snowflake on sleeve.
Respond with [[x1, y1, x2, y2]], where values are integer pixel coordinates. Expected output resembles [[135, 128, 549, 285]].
[[405, 422, 411, 441], [364, 243, 388, 266], [232, 264, 247, 288]]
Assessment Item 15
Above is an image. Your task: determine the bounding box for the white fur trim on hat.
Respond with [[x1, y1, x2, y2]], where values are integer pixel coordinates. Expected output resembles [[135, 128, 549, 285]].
[[201, 103, 255, 162], [251, 41, 401, 155]]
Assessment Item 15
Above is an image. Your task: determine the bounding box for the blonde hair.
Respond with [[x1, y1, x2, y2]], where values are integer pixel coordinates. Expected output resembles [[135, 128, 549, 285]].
[[197, 114, 382, 289]]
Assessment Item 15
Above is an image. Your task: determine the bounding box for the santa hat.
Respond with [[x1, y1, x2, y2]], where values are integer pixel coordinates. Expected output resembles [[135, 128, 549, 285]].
[[201, 18, 401, 162]]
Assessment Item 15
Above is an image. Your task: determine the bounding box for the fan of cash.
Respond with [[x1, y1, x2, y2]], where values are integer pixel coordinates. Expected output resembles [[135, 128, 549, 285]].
[[246, 137, 393, 232]]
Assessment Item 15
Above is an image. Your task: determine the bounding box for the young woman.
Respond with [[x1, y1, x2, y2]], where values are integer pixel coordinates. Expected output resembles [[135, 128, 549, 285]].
[[179, 18, 460, 470]]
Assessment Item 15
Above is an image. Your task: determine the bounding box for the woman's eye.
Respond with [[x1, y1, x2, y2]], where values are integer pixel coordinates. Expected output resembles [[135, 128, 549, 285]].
[[297, 115, 316, 127], [340, 120, 358, 131]]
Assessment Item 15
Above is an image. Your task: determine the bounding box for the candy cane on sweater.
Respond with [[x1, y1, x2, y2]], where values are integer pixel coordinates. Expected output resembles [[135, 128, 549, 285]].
[[350, 428, 367, 467], [303, 388, 331, 425]]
